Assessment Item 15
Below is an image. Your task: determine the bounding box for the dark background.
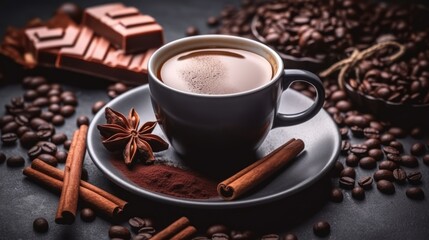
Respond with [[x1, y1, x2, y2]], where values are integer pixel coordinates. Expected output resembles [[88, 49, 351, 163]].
[[1, 0, 429, 239]]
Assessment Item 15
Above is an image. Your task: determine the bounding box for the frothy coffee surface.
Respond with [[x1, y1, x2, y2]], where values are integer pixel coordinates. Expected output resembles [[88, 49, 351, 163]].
[[159, 48, 273, 94]]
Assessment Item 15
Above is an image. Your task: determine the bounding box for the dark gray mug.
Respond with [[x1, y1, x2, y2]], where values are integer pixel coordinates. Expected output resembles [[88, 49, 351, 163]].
[[148, 35, 325, 159]]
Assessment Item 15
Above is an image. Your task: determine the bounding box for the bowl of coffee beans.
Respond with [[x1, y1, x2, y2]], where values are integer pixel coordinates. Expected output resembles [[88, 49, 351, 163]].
[[343, 49, 429, 126]]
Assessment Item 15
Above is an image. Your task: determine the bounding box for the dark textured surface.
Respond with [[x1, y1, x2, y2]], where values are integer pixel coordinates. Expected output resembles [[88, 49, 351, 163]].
[[1, 1, 429, 240]]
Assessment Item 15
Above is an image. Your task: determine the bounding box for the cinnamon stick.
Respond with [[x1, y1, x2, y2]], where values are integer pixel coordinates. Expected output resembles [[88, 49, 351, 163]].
[[217, 138, 305, 200], [151, 216, 196, 240], [31, 159, 127, 210], [23, 167, 123, 219], [56, 125, 88, 224]]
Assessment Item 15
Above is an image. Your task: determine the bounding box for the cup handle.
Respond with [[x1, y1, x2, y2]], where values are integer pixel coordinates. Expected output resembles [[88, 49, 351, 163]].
[[273, 69, 325, 127]]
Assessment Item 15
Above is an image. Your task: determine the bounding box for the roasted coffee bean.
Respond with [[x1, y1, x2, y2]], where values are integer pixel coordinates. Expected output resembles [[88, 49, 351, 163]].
[[51, 133, 67, 145], [108, 225, 131, 240], [49, 96, 61, 104], [186, 26, 200, 36], [33, 217, 49, 233], [368, 149, 383, 161], [2, 121, 19, 133], [393, 168, 407, 183], [129, 217, 147, 232], [350, 144, 368, 157], [76, 115, 90, 127], [383, 146, 400, 155], [80, 208, 96, 222], [30, 118, 49, 130], [406, 187, 425, 200], [40, 141, 57, 154], [231, 230, 254, 239], [313, 221, 330, 237], [40, 111, 54, 121], [379, 161, 398, 171], [60, 105, 75, 117], [55, 151, 68, 163], [17, 126, 30, 137], [1, 132, 18, 144], [377, 180, 395, 194], [410, 127, 424, 138], [108, 90, 118, 99], [389, 141, 403, 153], [386, 153, 401, 163], [388, 127, 407, 138], [261, 234, 280, 240], [24, 89, 38, 101], [400, 155, 418, 168], [336, 100, 352, 112], [81, 168, 89, 181], [33, 97, 49, 107], [330, 187, 343, 203], [28, 145, 42, 159], [284, 233, 298, 240], [207, 16, 219, 26], [92, 101, 106, 114], [62, 95, 78, 106], [339, 127, 349, 139], [407, 171, 422, 184], [363, 127, 380, 139], [340, 167, 356, 179], [25, 106, 42, 118], [330, 90, 347, 102], [0, 152, 6, 164], [359, 157, 376, 169], [134, 233, 153, 240], [52, 115, 65, 126], [352, 186, 365, 200], [350, 126, 364, 138], [6, 155, 25, 167], [358, 176, 373, 189], [339, 176, 355, 189], [345, 115, 369, 128], [341, 140, 351, 155], [380, 133, 395, 145], [207, 224, 229, 236], [64, 139, 72, 150], [410, 143, 426, 156], [48, 104, 61, 114], [212, 233, 230, 240], [423, 154, 429, 166], [373, 169, 394, 181], [37, 154, 58, 167], [331, 161, 344, 178], [36, 84, 51, 95], [0, 115, 14, 127], [346, 153, 359, 167], [20, 131, 38, 148], [364, 138, 381, 149], [14, 115, 29, 126]]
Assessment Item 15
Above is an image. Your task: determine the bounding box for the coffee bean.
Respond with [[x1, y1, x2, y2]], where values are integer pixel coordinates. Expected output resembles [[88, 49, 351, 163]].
[[358, 176, 373, 189], [0, 152, 6, 164], [40, 141, 57, 155], [400, 155, 418, 168], [0, 115, 14, 127], [410, 127, 424, 138], [359, 157, 376, 169], [386, 153, 401, 163], [138, 226, 155, 234], [407, 171, 422, 184], [373, 169, 394, 181], [109, 225, 131, 240], [284, 233, 298, 240], [48, 104, 61, 114], [80, 208, 95, 222], [393, 168, 407, 183], [368, 149, 383, 161], [350, 144, 368, 157], [51, 133, 67, 145], [36, 124, 55, 140], [2, 121, 19, 133], [24, 89, 38, 101], [207, 224, 229, 236], [380, 133, 395, 145], [30, 118, 49, 130], [387, 127, 407, 138], [186, 26, 200, 36], [364, 138, 381, 149], [37, 154, 58, 167], [389, 141, 403, 153], [341, 140, 351, 154], [49, 96, 61, 104], [410, 143, 426, 156], [336, 100, 352, 112], [331, 161, 344, 178], [25, 106, 42, 119], [339, 176, 355, 189], [350, 126, 364, 138], [379, 161, 398, 171], [92, 101, 106, 114], [212, 233, 230, 240], [40, 111, 54, 121], [377, 180, 395, 194], [17, 126, 30, 137], [345, 153, 358, 167], [15, 115, 29, 126], [352, 186, 365, 200], [28, 145, 42, 159], [33, 217, 49, 233], [55, 151, 68, 163], [129, 217, 147, 232], [52, 115, 65, 126], [33, 97, 49, 107], [406, 187, 424, 200], [6, 155, 25, 167], [423, 154, 429, 166], [330, 187, 343, 202], [330, 90, 347, 102], [20, 131, 38, 148], [383, 146, 400, 155], [60, 105, 75, 117], [313, 221, 330, 237], [340, 167, 356, 179], [363, 127, 380, 139], [1, 132, 18, 145], [36, 84, 51, 95], [64, 139, 72, 150], [76, 115, 90, 127], [261, 234, 280, 240], [134, 233, 153, 240]]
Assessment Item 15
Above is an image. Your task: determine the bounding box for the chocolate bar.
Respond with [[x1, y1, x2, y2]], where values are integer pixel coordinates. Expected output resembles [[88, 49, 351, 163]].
[[25, 26, 154, 85], [83, 3, 164, 53]]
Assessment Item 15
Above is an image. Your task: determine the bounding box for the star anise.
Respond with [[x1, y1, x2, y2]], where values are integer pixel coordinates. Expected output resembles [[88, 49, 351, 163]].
[[97, 107, 168, 166]]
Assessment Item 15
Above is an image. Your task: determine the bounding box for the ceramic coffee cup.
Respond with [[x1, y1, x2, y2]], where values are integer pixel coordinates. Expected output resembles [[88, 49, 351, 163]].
[[148, 35, 325, 160]]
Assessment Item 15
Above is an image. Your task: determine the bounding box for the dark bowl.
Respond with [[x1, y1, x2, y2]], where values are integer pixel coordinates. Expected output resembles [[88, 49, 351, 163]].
[[344, 82, 429, 127]]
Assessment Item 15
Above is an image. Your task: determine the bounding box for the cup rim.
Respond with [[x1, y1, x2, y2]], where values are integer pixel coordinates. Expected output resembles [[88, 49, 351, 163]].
[[148, 34, 284, 98]]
